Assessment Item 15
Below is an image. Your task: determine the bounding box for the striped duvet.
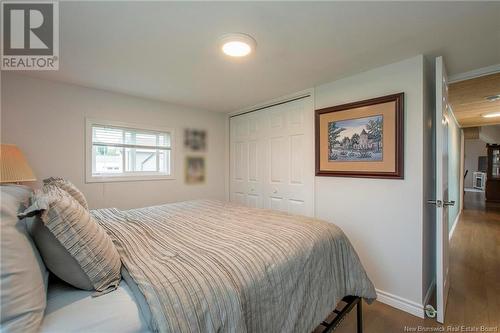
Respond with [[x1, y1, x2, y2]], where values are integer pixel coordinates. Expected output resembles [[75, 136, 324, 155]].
[[93, 200, 376, 333]]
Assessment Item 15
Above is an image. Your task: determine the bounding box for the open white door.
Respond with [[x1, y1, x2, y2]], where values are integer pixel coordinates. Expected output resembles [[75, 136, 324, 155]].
[[432, 56, 455, 323]]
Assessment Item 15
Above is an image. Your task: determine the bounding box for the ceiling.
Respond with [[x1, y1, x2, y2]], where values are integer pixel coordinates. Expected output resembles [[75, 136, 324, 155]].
[[19, 2, 500, 112], [449, 73, 500, 128]]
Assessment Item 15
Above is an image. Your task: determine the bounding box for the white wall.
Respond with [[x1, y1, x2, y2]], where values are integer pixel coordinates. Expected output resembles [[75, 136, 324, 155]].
[[314, 56, 427, 316], [1, 73, 226, 209], [464, 139, 487, 188]]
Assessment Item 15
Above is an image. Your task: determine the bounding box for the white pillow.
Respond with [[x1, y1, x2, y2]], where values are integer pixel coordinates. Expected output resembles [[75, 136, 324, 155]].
[[0, 185, 49, 333]]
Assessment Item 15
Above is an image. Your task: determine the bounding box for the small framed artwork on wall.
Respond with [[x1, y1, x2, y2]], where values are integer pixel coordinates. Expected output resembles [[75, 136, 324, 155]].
[[315, 93, 404, 179], [185, 156, 205, 184], [184, 129, 207, 152]]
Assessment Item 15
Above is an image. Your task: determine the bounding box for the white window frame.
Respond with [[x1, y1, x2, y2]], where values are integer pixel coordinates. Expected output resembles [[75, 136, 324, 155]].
[[85, 118, 175, 183]]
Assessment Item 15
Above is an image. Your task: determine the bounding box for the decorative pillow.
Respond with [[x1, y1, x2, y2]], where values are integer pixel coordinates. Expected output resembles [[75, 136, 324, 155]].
[[27, 217, 93, 290], [43, 177, 88, 210], [19, 185, 121, 294], [1, 185, 49, 333]]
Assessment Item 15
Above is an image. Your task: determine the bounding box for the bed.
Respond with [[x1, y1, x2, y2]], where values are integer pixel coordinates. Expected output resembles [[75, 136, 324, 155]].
[[2, 183, 376, 333], [91, 200, 376, 333]]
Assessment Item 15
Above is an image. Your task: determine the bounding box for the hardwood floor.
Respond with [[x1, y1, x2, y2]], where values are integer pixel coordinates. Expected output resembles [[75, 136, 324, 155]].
[[327, 191, 500, 332]]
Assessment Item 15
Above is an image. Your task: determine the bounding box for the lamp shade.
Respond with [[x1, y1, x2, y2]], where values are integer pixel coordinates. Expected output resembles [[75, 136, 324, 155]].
[[0, 144, 36, 183]]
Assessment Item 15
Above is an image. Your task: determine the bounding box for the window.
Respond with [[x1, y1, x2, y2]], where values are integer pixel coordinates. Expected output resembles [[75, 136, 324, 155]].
[[86, 120, 174, 182]]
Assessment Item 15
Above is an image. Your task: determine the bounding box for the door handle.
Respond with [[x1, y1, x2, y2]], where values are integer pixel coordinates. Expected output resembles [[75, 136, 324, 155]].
[[427, 200, 442, 207], [443, 200, 455, 207]]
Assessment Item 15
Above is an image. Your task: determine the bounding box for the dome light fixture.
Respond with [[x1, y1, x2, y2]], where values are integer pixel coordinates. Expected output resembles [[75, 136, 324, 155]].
[[219, 33, 256, 57]]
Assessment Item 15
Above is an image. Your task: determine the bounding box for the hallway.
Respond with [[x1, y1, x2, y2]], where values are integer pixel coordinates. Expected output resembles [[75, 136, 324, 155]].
[[329, 192, 500, 332], [445, 191, 500, 328]]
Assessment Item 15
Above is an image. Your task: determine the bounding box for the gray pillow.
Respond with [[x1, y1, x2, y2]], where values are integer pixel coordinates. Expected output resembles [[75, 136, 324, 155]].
[[0, 185, 49, 333], [19, 185, 121, 294], [43, 177, 88, 210], [27, 217, 93, 290]]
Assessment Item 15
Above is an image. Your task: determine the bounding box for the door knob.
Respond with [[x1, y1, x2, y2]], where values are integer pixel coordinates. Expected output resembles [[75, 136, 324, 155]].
[[427, 200, 442, 207], [273, 189, 278, 194], [443, 200, 455, 207]]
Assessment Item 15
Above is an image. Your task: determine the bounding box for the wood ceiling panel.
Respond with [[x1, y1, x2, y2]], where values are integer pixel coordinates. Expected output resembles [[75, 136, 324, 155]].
[[449, 73, 500, 127]]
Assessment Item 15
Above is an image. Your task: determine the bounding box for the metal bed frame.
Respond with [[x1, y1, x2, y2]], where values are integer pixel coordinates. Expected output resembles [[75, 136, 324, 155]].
[[316, 296, 363, 333]]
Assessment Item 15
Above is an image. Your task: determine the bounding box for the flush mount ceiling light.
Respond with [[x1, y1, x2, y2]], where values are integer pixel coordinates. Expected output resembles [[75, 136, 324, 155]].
[[219, 33, 256, 57], [482, 112, 500, 118], [485, 94, 500, 102]]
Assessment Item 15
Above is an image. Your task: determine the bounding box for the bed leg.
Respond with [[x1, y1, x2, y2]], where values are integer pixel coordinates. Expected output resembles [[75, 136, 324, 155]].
[[357, 299, 363, 333]]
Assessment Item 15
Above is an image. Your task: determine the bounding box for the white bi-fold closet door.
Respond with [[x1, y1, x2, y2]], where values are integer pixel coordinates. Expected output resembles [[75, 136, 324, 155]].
[[229, 96, 314, 217]]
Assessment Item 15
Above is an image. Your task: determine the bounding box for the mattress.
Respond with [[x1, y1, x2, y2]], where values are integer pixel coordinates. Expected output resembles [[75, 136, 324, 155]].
[[40, 276, 151, 333]]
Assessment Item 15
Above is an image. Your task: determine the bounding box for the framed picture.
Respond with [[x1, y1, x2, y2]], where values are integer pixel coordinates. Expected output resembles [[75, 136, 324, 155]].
[[315, 93, 404, 179], [184, 129, 207, 152], [185, 156, 205, 184]]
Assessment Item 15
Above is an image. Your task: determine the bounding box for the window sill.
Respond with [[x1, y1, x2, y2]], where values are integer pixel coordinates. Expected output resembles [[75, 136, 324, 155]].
[[86, 174, 175, 183]]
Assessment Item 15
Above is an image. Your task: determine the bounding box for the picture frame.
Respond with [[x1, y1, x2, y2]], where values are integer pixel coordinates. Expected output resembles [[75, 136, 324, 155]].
[[185, 156, 205, 184], [184, 129, 207, 152], [315, 93, 404, 179]]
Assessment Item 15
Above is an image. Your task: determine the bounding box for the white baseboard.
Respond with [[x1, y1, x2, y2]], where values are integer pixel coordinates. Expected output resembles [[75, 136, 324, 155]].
[[449, 211, 461, 241], [376, 289, 425, 318], [423, 279, 436, 307]]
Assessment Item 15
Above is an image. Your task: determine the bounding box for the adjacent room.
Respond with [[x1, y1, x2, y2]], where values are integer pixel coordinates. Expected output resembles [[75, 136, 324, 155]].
[[1, 2, 499, 333]]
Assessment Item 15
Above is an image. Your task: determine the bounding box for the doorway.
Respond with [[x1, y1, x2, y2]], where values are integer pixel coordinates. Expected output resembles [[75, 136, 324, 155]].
[[449, 71, 500, 210], [429, 65, 500, 324]]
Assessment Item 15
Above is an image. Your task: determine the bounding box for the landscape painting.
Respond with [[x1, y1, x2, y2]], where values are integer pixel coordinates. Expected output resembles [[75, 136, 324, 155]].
[[328, 115, 383, 161], [315, 93, 404, 178]]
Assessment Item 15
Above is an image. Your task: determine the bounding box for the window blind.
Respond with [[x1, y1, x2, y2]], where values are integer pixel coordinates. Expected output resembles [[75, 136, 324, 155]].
[[92, 125, 171, 150]]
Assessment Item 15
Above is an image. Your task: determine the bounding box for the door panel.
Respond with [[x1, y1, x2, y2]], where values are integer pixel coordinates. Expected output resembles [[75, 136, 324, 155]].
[[269, 196, 285, 211], [270, 137, 286, 183], [233, 192, 246, 205], [248, 140, 259, 182], [247, 194, 259, 208], [288, 199, 306, 215], [235, 117, 249, 139], [290, 134, 305, 184], [287, 100, 306, 134], [248, 116, 259, 136], [233, 141, 246, 181], [270, 107, 285, 131]]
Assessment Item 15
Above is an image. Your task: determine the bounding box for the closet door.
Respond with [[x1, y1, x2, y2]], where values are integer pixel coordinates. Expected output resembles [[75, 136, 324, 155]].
[[229, 111, 267, 208], [230, 96, 314, 217], [265, 98, 313, 216]]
